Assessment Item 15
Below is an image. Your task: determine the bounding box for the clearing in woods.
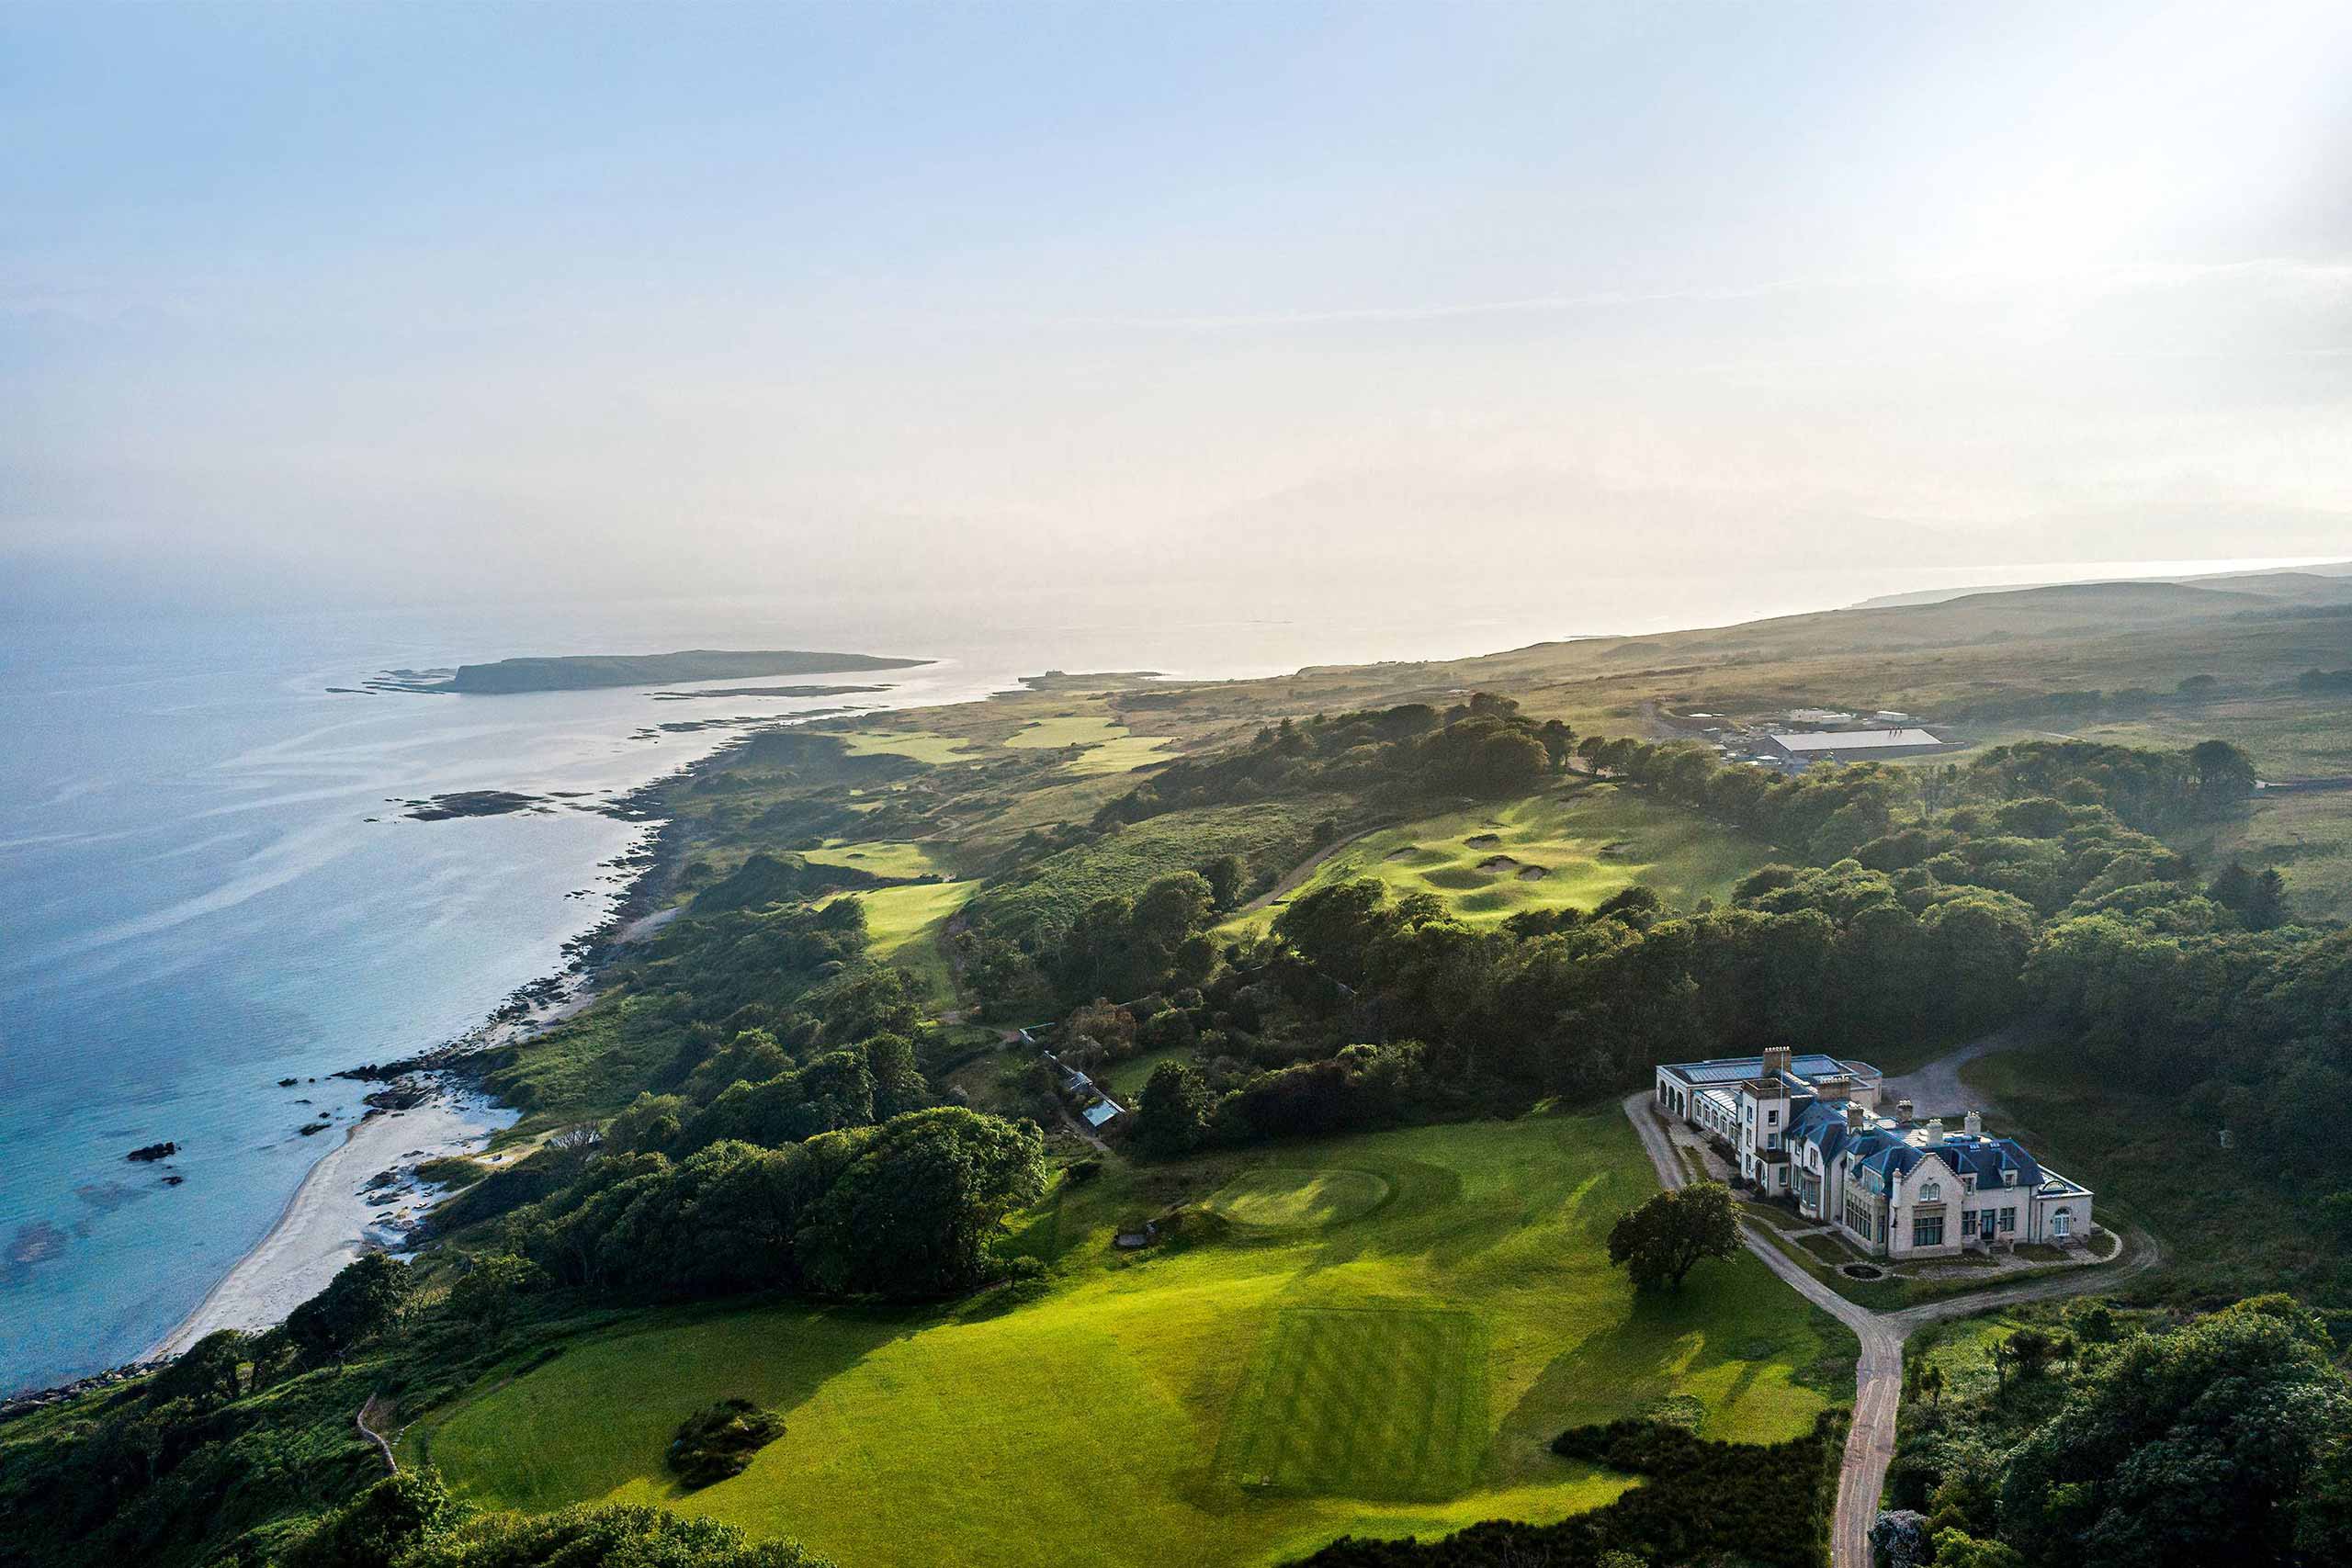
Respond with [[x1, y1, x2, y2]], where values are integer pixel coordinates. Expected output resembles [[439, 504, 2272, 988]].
[[820, 879, 978, 1005], [411, 1111, 1852, 1568]]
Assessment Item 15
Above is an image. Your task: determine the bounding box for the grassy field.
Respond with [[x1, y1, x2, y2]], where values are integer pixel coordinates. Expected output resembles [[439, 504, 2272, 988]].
[[1003, 712, 1178, 774], [412, 1110, 1853, 1568], [800, 839, 950, 881], [1099, 1044, 1195, 1100], [1222, 784, 1767, 938], [835, 728, 984, 765], [821, 879, 979, 1008]]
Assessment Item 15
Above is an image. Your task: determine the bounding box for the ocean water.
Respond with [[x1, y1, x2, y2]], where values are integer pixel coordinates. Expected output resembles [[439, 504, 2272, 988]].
[[1, 560, 2325, 1393], [2, 592, 1569, 1392]]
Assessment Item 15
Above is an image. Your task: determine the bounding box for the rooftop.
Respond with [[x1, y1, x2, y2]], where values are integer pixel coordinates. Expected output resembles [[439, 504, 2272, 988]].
[[1767, 728, 1945, 754], [1660, 1052, 1883, 1089]]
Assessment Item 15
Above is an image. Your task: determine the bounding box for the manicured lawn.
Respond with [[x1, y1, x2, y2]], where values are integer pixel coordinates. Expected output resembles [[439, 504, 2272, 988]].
[[1003, 712, 1177, 774], [820, 879, 978, 1006], [1221, 784, 1768, 938], [1203, 1168, 1393, 1230], [800, 839, 948, 881], [412, 1111, 1853, 1568], [1099, 1044, 1194, 1100]]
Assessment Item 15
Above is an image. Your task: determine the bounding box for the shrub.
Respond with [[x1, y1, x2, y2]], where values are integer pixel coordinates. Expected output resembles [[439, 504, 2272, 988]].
[[668, 1399, 787, 1489]]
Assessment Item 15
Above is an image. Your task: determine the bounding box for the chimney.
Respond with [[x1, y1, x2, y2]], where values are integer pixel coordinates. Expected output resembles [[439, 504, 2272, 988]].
[[1845, 1103, 1865, 1133], [1897, 1098, 1917, 1122], [1963, 1110, 1983, 1137], [1759, 1045, 1792, 1079], [1924, 1118, 1945, 1146]]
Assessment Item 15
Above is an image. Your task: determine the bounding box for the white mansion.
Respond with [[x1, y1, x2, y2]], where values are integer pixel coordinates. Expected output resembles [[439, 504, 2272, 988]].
[[1654, 1047, 2095, 1258]]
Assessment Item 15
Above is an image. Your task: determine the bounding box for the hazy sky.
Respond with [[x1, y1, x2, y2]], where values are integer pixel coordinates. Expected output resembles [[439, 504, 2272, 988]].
[[7, 1, 2351, 618]]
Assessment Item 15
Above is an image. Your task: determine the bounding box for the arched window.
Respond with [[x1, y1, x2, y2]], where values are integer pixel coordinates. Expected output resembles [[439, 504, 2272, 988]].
[[1918, 1180, 1941, 1202]]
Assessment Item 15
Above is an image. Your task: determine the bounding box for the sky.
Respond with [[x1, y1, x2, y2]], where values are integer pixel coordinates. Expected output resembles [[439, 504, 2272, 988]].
[[6, 0, 2351, 624]]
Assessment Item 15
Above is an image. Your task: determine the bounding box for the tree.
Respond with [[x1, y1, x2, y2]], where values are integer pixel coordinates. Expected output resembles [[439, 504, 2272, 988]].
[[1999, 1301, 2352, 1568], [2248, 867, 2289, 931], [2187, 739, 2257, 813], [1606, 1182, 1738, 1291], [282, 1468, 460, 1568], [1929, 1529, 2025, 1568], [793, 1108, 1046, 1298], [449, 1253, 544, 1332], [398, 1501, 831, 1568], [146, 1327, 245, 1409], [1132, 1060, 1211, 1156], [1201, 853, 1248, 911], [286, 1253, 417, 1365]]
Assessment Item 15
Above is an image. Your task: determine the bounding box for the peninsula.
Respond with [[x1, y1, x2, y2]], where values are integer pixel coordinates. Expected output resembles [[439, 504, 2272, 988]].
[[384, 649, 930, 695]]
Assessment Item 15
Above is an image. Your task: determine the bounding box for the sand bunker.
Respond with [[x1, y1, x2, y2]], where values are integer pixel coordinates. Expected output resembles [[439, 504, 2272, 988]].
[[1516, 865, 1550, 881], [1464, 833, 1502, 848], [1476, 854, 1521, 873]]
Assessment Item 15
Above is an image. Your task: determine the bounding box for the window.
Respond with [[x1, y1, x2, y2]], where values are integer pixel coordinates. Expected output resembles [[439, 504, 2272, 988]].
[[1962, 1210, 1978, 1236], [1913, 1216, 1945, 1247], [1767, 1108, 1779, 1125], [1919, 1180, 1941, 1201], [1999, 1207, 2017, 1234]]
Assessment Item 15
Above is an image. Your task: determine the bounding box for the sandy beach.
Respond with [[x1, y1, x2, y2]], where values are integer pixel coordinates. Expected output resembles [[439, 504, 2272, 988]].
[[147, 1088, 511, 1359], [137, 883, 664, 1362]]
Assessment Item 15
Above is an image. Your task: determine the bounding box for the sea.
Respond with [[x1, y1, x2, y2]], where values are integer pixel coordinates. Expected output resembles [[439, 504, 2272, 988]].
[[0, 558, 2332, 1393]]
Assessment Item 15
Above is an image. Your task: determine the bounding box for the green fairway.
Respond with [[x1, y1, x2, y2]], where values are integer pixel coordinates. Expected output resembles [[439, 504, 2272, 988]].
[[413, 1111, 1852, 1568], [1223, 784, 1768, 937], [1220, 1306, 1487, 1499], [1204, 1168, 1392, 1230], [1003, 712, 1177, 773], [835, 728, 982, 764], [800, 839, 949, 880], [821, 878, 978, 1005]]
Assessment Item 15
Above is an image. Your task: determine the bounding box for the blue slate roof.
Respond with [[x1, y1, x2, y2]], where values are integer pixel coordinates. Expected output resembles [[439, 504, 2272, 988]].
[[1853, 1133, 2042, 1190]]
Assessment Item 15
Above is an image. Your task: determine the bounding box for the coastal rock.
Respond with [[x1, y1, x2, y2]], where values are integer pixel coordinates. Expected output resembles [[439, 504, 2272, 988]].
[[277, 1077, 299, 1087], [401, 790, 550, 821], [297, 1122, 332, 1136], [125, 1142, 177, 1163]]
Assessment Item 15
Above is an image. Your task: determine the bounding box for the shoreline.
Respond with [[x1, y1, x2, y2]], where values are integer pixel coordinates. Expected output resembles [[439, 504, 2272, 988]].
[[146, 1088, 514, 1359], [135, 705, 873, 1368]]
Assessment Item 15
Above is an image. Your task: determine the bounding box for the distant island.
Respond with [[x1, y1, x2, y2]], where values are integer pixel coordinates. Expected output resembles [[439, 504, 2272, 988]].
[[363, 649, 931, 695]]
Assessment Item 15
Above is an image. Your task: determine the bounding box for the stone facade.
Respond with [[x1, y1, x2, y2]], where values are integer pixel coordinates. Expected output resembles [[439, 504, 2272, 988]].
[[1655, 1048, 2095, 1258]]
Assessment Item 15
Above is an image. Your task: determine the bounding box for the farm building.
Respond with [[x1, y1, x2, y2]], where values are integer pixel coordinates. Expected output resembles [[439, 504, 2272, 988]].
[[1654, 1047, 2095, 1258], [1758, 728, 1949, 767]]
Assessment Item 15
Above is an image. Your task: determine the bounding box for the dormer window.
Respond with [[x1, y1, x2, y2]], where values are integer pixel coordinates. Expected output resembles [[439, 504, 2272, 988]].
[[2004, 1169, 2017, 1186]]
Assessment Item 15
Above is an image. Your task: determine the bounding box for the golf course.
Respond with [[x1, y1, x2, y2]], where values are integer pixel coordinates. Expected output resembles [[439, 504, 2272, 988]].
[[1223, 783, 1770, 938], [409, 1109, 1853, 1567]]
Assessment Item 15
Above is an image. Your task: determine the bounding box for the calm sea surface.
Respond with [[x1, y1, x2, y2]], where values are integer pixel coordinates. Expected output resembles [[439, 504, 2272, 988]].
[[0, 562, 2324, 1391]]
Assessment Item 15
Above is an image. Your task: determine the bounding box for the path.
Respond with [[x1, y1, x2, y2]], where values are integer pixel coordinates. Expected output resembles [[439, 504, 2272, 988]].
[[1621, 1032, 2155, 1568], [1879, 1026, 2030, 1120], [356, 1393, 398, 1474], [1235, 826, 1385, 917]]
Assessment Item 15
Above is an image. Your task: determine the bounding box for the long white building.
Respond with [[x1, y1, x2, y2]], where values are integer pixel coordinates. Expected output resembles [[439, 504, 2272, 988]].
[[1654, 1047, 2095, 1258]]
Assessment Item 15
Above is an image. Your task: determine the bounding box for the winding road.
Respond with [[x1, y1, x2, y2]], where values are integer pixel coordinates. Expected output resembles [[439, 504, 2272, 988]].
[[1620, 1032, 2160, 1568]]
